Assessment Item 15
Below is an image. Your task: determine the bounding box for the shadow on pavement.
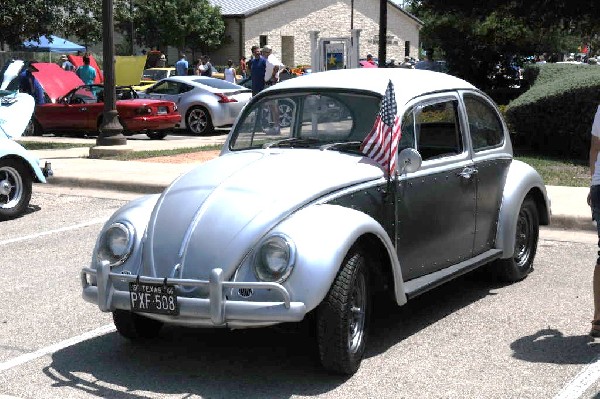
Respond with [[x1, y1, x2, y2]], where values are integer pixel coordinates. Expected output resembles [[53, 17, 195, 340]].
[[43, 271, 503, 398], [510, 328, 599, 364]]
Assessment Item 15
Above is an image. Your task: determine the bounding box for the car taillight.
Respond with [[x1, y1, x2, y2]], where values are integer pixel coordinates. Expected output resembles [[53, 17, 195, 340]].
[[215, 93, 238, 103], [135, 106, 153, 115]]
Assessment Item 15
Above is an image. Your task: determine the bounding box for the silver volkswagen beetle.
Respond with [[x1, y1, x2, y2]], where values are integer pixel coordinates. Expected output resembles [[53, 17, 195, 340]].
[[81, 68, 550, 375]]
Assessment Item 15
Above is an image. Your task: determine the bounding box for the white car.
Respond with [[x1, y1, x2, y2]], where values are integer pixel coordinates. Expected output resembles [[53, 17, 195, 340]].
[[0, 92, 52, 220], [139, 76, 252, 135]]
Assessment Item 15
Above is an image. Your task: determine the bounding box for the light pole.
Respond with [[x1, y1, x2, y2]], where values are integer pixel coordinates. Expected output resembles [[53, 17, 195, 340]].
[[97, 0, 126, 146], [378, 0, 387, 67], [130, 0, 135, 55]]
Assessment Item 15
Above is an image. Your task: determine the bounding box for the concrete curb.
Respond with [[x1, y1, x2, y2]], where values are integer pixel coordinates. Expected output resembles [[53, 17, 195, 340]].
[[48, 176, 165, 194]]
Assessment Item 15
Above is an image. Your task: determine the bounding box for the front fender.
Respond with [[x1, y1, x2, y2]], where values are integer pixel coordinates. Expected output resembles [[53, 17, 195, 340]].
[[496, 160, 551, 258], [0, 139, 47, 183], [269, 204, 406, 312]]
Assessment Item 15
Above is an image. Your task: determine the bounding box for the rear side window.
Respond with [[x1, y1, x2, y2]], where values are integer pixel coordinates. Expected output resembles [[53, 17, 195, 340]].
[[464, 94, 504, 151]]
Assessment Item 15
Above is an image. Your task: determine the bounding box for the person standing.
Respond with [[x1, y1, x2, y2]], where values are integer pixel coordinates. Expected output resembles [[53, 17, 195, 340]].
[[76, 54, 97, 85], [175, 53, 188, 76], [59, 55, 75, 71], [200, 55, 213, 77], [239, 56, 247, 78], [247, 45, 260, 77], [415, 48, 439, 71], [250, 46, 266, 96], [588, 105, 600, 337], [18, 62, 45, 105], [262, 45, 283, 88], [224, 60, 236, 83]]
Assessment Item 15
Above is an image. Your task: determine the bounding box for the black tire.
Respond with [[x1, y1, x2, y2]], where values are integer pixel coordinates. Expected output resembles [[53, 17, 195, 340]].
[[22, 117, 43, 137], [146, 130, 167, 140], [0, 159, 33, 220], [112, 310, 163, 339], [186, 106, 214, 135], [316, 248, 370, 375], [493, 197, 539, 282]]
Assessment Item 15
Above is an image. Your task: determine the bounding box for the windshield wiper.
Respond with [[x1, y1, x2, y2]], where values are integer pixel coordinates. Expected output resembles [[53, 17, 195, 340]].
[[320, 141, 362, 152], [263, 137, 321, 149]]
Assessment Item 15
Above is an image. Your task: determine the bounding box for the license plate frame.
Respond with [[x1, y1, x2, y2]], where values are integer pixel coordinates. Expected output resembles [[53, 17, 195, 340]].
[[157, 106, 168, 115], [129, 281, 179, 315]]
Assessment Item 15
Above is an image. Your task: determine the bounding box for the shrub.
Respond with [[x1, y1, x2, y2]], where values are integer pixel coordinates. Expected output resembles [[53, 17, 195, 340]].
[[505, 63, 600, 159]]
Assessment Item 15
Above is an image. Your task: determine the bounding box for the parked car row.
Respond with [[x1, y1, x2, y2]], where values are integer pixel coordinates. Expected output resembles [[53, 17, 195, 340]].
[[1, 61, 253, 139]]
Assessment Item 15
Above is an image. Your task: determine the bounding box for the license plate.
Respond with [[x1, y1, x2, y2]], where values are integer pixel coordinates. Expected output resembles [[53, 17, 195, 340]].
[[157, 106, 168, 115], [129, 281, 179, 315]]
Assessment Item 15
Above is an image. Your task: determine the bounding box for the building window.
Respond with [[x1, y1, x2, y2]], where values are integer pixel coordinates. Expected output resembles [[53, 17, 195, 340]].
[[405, 41, 410, 57], [260, 35, 268, 48]]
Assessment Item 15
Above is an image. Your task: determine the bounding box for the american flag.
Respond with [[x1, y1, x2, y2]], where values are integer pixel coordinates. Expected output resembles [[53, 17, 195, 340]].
[[360, 80, 402, 176]]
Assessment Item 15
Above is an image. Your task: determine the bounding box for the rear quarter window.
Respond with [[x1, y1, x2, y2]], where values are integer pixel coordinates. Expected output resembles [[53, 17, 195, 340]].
[[463, 94, 504, 152]]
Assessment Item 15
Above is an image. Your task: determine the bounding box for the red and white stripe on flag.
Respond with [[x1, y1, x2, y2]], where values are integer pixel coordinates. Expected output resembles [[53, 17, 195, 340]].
[[360, 80, 402, 175]]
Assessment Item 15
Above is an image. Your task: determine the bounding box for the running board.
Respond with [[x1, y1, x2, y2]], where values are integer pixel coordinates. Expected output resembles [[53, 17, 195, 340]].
[[403, 249, 503, 299]]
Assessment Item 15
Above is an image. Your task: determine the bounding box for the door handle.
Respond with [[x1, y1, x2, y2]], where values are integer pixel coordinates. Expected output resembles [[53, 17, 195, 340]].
[[457, 167, 478, 179]]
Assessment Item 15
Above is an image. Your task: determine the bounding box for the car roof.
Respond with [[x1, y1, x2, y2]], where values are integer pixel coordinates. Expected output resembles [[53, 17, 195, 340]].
[[144, 67, 175, 71], [267, 68, 478, 104]]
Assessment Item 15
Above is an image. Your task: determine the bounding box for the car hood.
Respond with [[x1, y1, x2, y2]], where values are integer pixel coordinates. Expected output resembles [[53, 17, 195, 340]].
[[33, 63, 83, 102], [143, 149, 382, 280]]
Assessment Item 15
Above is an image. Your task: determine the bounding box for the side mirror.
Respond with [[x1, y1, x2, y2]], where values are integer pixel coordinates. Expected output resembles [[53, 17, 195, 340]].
[[397, 148, 422, 174]]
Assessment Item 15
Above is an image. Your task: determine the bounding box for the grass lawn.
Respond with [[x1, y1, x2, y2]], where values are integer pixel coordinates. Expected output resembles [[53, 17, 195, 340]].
[[17, 141, 92, 150], [515, 155, 589, 187]]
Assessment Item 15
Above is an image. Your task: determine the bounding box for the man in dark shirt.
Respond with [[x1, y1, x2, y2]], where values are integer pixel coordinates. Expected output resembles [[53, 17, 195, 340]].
[[250, 46, 266, 96], [18, 62, 45, 105]]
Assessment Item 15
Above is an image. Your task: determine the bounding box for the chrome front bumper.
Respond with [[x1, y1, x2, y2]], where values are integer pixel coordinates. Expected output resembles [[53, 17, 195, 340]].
[[81, 261, 307, 327]]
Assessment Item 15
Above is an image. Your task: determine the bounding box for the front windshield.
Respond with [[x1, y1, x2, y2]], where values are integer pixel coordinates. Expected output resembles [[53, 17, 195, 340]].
[[230, 91, 381, 150]]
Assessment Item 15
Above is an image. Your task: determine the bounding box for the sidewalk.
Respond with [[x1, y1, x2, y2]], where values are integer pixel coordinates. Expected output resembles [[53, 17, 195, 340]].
[[21, 135, 595, 232]]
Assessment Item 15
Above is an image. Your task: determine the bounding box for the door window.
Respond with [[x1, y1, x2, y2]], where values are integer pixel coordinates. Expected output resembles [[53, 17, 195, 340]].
[[147, 81, 180, 95], [401, 99, 462, 161]]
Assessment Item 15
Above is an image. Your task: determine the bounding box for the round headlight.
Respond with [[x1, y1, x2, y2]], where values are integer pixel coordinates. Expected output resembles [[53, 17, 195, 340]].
[[253, 234, 296, 283], [97, 222, 135, 267]]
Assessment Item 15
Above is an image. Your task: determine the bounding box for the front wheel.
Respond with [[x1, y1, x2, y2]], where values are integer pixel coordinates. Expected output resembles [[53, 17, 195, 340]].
[[316, 248, 370, 375], [0, 159, 33, 220], [492, 197, 539, 282], [112, 310, 163, 339], [186, 106, 214, 135]]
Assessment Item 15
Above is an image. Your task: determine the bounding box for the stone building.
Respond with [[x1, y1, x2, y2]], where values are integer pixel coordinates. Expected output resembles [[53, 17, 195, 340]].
[[188, 0, 422, 68]]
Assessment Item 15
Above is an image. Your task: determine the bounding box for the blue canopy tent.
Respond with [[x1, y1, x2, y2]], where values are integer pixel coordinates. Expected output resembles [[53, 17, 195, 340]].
[[22, 35, 86, 60]]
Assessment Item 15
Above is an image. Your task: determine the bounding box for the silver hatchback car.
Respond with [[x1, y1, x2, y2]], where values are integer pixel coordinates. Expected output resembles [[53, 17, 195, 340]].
[[82, 68, 550, 375], [140, 76, 252, 135]]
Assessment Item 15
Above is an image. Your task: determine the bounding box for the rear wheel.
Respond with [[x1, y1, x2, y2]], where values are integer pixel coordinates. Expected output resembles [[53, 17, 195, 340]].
[[316, 248, 370, 375], [112, 310, 163, 339], [0, 159, 32, 220], [492, 197, 539, 282], [186, 106, 214, 135]]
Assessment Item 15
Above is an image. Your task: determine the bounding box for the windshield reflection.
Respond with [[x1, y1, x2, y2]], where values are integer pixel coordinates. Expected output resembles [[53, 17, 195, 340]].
[[230, 92, 380, 151]]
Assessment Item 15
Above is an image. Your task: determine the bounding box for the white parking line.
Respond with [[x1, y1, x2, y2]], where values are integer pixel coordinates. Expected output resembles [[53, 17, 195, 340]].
[[554, 354, 600, 399], [0, 218, 106, 247], [0, 324, 115, 372]]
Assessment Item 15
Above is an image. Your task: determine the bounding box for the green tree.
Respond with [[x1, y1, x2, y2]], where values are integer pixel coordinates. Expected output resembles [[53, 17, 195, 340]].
[[1, 0, 58, 48], [133, 0, 225, 54], [407, 0, 600, 89]]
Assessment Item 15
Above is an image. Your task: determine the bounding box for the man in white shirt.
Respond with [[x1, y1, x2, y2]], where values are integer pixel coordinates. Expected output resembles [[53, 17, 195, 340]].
[[262, 45, 284, 134], [262, 45, 283, 87]]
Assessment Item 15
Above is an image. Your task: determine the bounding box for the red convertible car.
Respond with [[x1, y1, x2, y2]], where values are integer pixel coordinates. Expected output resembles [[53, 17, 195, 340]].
[[33, 84, 180, 139], [26, 63, 180, 139]]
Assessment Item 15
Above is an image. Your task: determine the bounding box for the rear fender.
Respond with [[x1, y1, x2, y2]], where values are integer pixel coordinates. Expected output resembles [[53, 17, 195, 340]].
[[0, 140, 47, 183], [269, 204, 406, 312], [496, 160, 551, 258]]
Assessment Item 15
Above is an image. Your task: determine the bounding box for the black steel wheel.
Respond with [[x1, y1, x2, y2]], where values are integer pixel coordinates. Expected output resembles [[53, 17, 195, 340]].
[[112, 310, 163, 339], [186, 106, 214, 135], [316, 248, 370, 375], [493, 197, 539, 282], [0, 159, 32, 220]]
